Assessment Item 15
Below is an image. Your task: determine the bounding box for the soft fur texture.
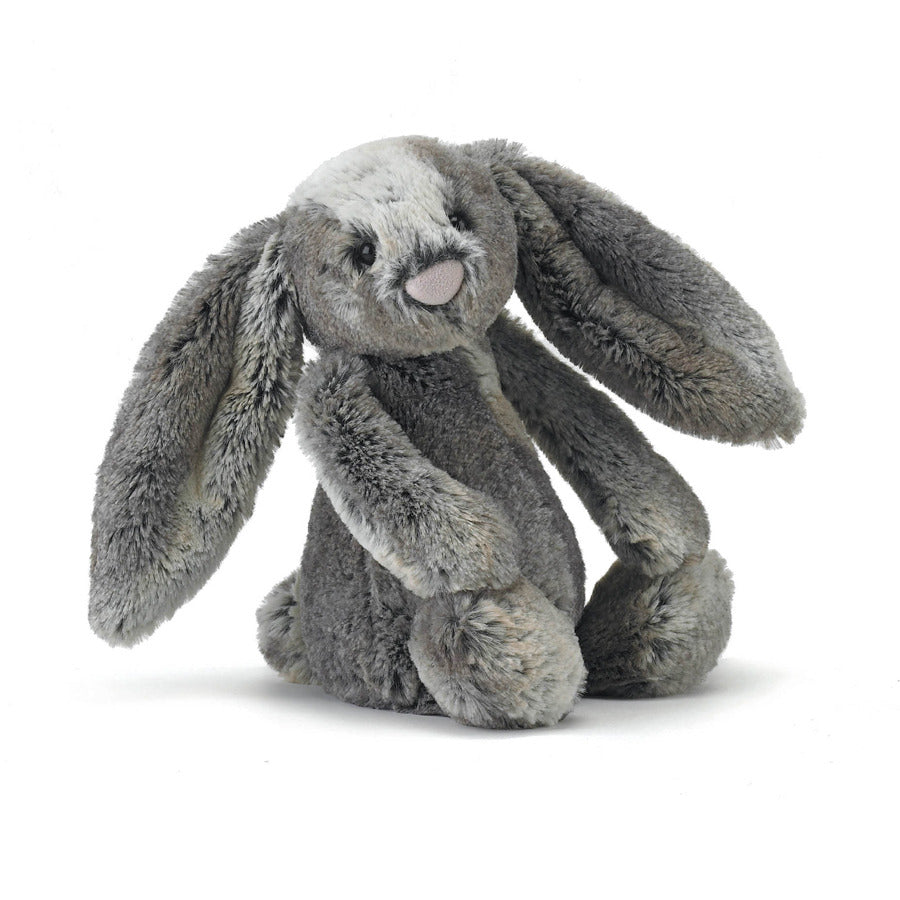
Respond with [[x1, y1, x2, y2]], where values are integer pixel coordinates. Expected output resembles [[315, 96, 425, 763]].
[[90, 221, 304, 646], [90, 136, 804, 728]]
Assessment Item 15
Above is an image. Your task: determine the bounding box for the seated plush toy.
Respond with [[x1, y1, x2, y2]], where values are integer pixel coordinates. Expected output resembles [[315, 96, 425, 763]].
[[89, 137, 804, 728]]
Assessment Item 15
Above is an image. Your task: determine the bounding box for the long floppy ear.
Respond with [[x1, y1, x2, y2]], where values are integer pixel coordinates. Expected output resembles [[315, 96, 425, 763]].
[[90, 216, 305, 646], [467, 141, 804, 445]]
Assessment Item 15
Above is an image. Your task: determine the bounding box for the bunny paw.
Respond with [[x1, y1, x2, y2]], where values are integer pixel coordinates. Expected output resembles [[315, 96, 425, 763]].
[[257, 573, 315, 685], [409, 579, 586, 728], [577, 550, 733, 697]]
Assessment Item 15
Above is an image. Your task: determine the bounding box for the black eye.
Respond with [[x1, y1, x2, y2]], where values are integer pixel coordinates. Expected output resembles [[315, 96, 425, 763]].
[[448, 211, 470, 231], [353, 242, 377, 269]]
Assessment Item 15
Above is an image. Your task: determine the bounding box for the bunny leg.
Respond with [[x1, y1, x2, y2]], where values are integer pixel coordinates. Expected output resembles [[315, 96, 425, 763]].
[[263, 488, 440, 714], [256, 571, 315, 685], [408, 578, 586, 728], [576, 550, 733, 697]]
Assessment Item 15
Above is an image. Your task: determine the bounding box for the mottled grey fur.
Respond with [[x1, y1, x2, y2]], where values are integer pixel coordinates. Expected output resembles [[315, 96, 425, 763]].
[[471, 142, 805, 445], [294, 350, 524, 600], [576, 552, 733, 697], [488, 314, 709, 576], [90, 136, 803, 727], [409, 580, 586, 728], [90, 220, 304, 646]]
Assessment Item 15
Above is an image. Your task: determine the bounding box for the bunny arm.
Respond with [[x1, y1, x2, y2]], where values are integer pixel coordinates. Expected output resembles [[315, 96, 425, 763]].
[[295, 350, 523, 598], [488, 312, 709, 576]]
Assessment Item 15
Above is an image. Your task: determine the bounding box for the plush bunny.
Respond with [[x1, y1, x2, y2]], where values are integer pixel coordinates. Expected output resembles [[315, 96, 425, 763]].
[[90, 137, 804, 728]]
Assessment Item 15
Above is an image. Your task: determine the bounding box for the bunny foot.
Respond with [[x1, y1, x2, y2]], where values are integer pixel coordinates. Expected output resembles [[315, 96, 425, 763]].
[[408, 579, 586, 728], [576, 550, 733, 698], [257, 573, 316, 685]]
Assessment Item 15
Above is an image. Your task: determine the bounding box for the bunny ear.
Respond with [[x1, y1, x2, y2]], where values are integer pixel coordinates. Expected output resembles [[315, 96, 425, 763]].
[[467, 141, 804, 445], [90, 216, 305, 646]]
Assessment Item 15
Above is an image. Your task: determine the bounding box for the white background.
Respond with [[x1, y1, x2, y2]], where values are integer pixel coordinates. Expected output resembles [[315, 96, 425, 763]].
[[3, 1, 897, 897]]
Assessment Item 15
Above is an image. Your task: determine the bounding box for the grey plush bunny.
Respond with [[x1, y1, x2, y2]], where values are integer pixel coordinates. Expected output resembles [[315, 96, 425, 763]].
[[90, 137, 804, 728]]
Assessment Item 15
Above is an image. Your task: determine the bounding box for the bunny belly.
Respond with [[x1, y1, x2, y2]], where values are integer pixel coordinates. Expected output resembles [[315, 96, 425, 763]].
[[364, 346, 586, 620]]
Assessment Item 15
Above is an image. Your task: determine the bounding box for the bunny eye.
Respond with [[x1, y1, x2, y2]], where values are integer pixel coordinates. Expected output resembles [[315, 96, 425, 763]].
[[448, 211, 470, 231], [352, 241, 377, 269]]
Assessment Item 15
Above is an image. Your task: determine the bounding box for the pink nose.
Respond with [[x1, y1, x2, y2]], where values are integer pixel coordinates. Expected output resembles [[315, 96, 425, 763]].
[[404, 259, 464, 306]]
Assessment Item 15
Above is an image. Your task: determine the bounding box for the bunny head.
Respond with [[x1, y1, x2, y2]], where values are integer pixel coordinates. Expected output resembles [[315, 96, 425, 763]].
[[283, 137, 517, 358], [274, 134, 802, 439], [90, 135, 803, 647]]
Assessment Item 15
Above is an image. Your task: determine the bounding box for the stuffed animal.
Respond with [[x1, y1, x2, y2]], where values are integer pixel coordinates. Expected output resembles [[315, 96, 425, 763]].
[[89, 137, 804, 728]]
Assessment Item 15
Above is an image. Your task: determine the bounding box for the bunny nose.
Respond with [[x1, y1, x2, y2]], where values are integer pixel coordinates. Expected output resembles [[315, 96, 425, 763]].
[[404, 260, 464, 306]]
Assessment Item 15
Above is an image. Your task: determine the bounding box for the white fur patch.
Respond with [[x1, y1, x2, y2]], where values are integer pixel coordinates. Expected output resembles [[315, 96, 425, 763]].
[[289, 138, 484, 322], [289, 138, 449, 234]]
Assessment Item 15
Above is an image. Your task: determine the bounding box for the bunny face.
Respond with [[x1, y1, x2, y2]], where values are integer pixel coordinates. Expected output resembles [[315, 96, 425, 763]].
[[283, 137, 518, 358]]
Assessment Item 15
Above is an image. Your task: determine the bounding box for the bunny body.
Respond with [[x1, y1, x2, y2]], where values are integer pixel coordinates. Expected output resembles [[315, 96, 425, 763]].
[[91, 137, 803, 728], [262, 340, 588, 724]]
